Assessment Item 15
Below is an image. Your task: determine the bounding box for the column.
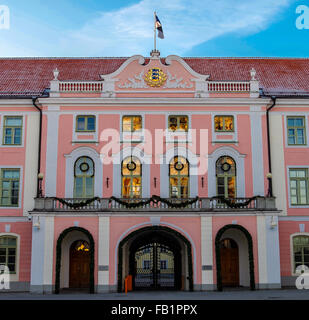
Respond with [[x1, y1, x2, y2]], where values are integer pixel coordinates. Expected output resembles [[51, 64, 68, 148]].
[[30, 216, 54, 293], [201, 216, 214, 290], [97, 216, 110, 292]]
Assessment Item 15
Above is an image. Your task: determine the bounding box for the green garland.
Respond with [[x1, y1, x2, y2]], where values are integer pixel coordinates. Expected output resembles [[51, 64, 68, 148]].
[[117, 226, 193, 292], [111, 195, 199, 209], [211, 196, 258, 208], [54, 197, 100, 209], [215, 224, 255, 291], [55, 226, 95, 294]]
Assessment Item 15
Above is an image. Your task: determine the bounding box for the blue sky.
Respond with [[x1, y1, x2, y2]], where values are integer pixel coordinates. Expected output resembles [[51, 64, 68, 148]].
[[0, 0, 307, 57]]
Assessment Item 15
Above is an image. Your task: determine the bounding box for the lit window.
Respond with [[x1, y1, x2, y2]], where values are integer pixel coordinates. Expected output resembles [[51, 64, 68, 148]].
[[214, 116, 234, 132], [289, 169, 309, 205], [122, 156, 142, 198], [0, 169, 20, 207], [169, 156, 189, 198], [168, 116, 188, 132], [76, 115, 96, 132], [74, 157, 94, 198], [3, 116, 23, 145], [287, 117, 306, 145], [0, 236, 17, 273], [293, 236, 309, 272], [122, 116, 142, 132], [216, 156, 236, 198]]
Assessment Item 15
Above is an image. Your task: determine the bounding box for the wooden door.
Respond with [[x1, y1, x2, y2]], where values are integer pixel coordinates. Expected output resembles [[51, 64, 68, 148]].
[[69, 240, 90, 288], [220, 239, 239, 287]]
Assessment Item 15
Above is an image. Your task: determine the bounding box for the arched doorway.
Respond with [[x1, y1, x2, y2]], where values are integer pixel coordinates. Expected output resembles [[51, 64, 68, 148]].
[[55, 227, 95, 294], [219, 238, 239, 287], [69, 240, 91, 289], [215, 224, 255, 291], [118, 226, 193, 292]]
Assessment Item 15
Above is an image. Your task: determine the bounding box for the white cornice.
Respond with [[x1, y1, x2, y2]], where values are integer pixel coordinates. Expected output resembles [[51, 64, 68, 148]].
[[38, 97, 271, 106]]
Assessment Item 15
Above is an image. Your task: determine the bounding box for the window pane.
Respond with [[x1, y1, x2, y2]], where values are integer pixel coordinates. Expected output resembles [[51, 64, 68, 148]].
[[122, 177, 131, 198], [224, 117, 234, 131], [87, 117, 95, 131], [5, 117, 22, 126], [228, 177, 236, 198], [295, 118, 304, 127], [133, 117, 142, 131], [85, 177, 93, 197], [287, 118, 295, 127], [215, 116, 223, 131], [122, 117, 132, 132], [169, 117, 177, 131], [297, 170, 306, 178], [77, 117, 85, 131], [74, 178, 83, 197], [179, 116, 188, 131], [290, 170, 297, 178]]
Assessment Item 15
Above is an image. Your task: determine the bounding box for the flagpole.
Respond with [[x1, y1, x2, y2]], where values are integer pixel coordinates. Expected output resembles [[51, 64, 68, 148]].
[[154, 11, 156, 51]]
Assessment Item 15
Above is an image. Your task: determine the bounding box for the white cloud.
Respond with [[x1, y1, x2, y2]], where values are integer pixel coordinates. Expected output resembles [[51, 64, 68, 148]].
[[60, 0, 293, 56]]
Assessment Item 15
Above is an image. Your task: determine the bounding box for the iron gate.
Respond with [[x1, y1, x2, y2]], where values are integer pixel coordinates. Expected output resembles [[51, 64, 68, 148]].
[[134, 242, 175, 289]]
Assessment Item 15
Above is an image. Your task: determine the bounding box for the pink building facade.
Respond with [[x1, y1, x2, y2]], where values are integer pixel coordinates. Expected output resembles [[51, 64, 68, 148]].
[[0, 53, 308, 293]]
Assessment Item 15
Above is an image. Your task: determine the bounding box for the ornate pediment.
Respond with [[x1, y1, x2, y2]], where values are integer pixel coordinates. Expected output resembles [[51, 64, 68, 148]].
[[100, 54, 209, 97]]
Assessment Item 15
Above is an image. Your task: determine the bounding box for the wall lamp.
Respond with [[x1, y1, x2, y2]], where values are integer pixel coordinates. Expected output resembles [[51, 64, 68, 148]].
[[106, 177, 109, 188], [38, 173, 44, 198]]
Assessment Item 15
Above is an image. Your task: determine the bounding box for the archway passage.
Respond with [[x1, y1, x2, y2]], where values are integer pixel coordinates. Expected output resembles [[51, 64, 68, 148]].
[[118, 226, 193, 292], [69, 240, 91, 289], [219, 238, 239, 287], [215, 224, 255, 291], [55, 227, 95, 294]]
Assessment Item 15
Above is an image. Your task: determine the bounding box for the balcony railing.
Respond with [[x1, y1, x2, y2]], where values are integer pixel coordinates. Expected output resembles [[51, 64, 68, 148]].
[[32, 196, 277, 213]]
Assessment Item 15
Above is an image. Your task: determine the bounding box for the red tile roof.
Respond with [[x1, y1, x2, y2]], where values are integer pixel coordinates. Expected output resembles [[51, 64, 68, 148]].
[[0, 57, 309, 96]]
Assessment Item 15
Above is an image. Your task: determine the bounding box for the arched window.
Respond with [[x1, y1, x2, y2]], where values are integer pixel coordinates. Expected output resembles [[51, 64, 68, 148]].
[[122, 156, 142, 198], [169, 156, 189, 198], [293, 235, 309, 272], [216, 156, 236, 198], [0, 236, 17, 273], [74, 157, 94, 198]]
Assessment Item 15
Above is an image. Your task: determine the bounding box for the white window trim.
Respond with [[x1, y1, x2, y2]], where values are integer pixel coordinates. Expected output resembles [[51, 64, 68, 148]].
[[290, 232, 309, 276], [287, 166, 309, 208], [120, 114, 145, 143], [72, 113, 99, 143], [211, 113, 238, 144], [0, 114, 25, 148], [0, 166, 23, 209], [64, 147, 103, 198], [284, 115, 309, 148], [0, 233, 20, 282], [207, 146, 246, 198]]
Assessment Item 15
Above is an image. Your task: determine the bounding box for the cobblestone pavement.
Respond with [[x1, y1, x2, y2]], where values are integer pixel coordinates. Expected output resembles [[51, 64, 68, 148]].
[[0, 289, 309, 300]]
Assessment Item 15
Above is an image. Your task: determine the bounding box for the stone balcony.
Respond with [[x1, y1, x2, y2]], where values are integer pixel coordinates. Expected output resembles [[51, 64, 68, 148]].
[[31, 196, 277, 214]]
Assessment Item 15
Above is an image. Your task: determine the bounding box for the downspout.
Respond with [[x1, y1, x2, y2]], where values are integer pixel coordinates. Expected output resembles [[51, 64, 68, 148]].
[[32, 97, 42, 198], [266, 96, 277, 197]]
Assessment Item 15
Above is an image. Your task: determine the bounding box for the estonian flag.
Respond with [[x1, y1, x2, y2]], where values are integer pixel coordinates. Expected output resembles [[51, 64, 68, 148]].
[[155, 14, 164, 39]]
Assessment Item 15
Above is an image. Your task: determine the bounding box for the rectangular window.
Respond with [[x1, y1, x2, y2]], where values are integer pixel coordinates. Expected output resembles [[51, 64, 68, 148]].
[[293, 236, 309, 272], [76, 115, 96, 132], [0, 237, 17, 273], [3, 116, 23, 145], [214, 116, 234, 132], [168, 115, 188, 132], [0, 169, 20, 207], [289, 169, 309, 205], [122, 116, 142, 132], [287, 116, 306, 145]]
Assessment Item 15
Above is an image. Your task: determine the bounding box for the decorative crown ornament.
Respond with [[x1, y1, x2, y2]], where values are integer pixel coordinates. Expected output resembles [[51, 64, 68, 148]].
[[144, 68, 167, 87]]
